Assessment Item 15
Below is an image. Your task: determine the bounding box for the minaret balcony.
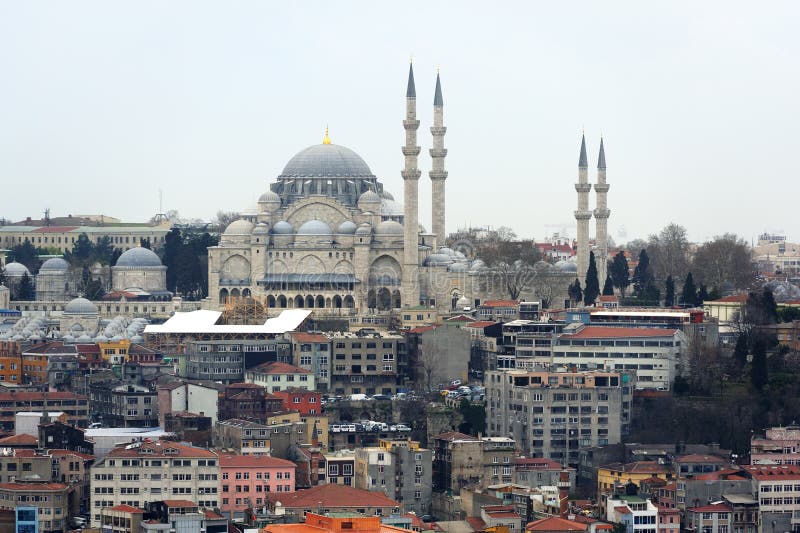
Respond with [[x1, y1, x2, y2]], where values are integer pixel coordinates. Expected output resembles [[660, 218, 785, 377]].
[[575, 184, 592, 193], [594, 184, 610, 193], [401, 170, 421, 180], [402, 147, 421, 156], [430, 126, 447, 135], [429, 171, 448, 180], [594, 208, 611, 218], [403, 119, 420, 128], [574, 211, 592, 221], [429, 149, 448, 158]]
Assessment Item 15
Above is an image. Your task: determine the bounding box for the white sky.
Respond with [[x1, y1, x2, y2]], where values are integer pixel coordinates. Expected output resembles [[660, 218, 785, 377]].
[[0, 1, 797, 244]]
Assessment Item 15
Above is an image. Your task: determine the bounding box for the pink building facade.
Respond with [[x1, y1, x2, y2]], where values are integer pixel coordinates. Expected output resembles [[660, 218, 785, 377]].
[[751, 426, 800, 465], [219, 454, 297, 519]]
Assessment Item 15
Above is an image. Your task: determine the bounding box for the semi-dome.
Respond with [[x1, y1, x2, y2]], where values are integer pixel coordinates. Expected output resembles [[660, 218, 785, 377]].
[[448, 262, 469, 272], [381, 198, 404, 217], [337, 221, 357, 234], [375, 220, 404, 235], [272, 221, 294, 235], [457, 296, 471, 307], [358, 190, 381, 204], [224, 219, 255, 236], [64, 297, 98, 315], [252, 223, 270, 235], [3, 262, 30, 277], [424, 253, 454, 266], [437, 247, 456, 257], [355, 223, 372, 236], [280, 144, 375, 178], [258, 191, 281, 203], [116, 247, 163, 268], [40, 258, 69, 271], [297, 220, 333, 236], [380, 190, 395, 201]]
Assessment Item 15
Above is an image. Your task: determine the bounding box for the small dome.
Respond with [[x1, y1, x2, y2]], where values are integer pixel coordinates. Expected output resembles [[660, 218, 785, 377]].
[[3, 262, 30, 277], [116, 247, 163, 268], [375, 220, 404, 235], [224, 219, 255, 236], [437, 247, 456, 257], [448, 262, 469, 272], [470, 259, 487, 271], [380, 198, 404, 217], [71, 324, 84, 332], [358, 190, 381, 204], [424, 253, 453, 267], [297, 220, 333, 236], [272, 221, 294, 235], [64, 297, 98, 315], [258, 191, 281, 203], [130, 334, 144, 343], [95, 335, 109, 343], [555, 260, 578, 272], [457, 296, 471, 307], [40, 258, 69, 271], [355, 223, 372, 236], [76, 334, 92, 343], [337, 221, 357, 234], [252, 223, 270, 235], [380, 190, 395, 201]]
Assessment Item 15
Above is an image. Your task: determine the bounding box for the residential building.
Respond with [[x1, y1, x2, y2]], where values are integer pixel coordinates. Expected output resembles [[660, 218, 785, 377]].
[[0, 391, 89, 433], [605, 493, 658, 533], [524, 516, 591, 533], [88, 440, 220, 527], [743, 464, 800, 533], [404, 325, 469, 391], [38, 420, 95, 455], [165, 412, 214, 447], [553, 325, 685, 390], [432, 431, 516, 493], [107, 383, 158, 427], [215, 418, 273, 456], [288, 332, 332, 389], [514, 458, 576, 491], [501, 320, 565, 370], [703, 295, 748, 325], [184, 339, 246, 384], [750, 425, 800, 465], [99, 504, 145, 533], [478, 300, 520, 321], [265, 484, 402, 518], [263, 512, 413, 533], [0, 448, 51, 483], [597, 462, 672, 499], [657, 506, 680, 533], [49, 449, 94, 514], [0, 480, 71, 533], [273, 388, 323, 416], [323, 449, 356, 486], [0, 340, 22, 384], [245, 361, 316, 393], [219, 453, 297, 520], [486, 369, 633, 464], [685, 503, 733, 533], [218, 382, 282, 421], [157, 380, 222, 426], [142, 500, 228, 533], [328, 331, 405, 396], [355, 439, 432, 515]]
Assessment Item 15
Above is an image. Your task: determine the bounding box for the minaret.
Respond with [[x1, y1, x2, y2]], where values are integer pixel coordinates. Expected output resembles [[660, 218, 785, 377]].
[[594, 138, 610, 285], [575, 134, 592, 282], [402, 62, 421, 308], [429, 70, 448, 249]]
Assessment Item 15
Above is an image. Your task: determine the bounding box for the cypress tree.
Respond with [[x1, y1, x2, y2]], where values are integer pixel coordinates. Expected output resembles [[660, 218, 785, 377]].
[[664, 276, 675, 307], [681, 272, 697, 306], [602, 276, 615, 296], [584, 252, 600, 305]]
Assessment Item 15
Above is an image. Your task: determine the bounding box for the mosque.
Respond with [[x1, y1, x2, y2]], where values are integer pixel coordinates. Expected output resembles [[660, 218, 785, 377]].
[[207, 64, 487, 315]]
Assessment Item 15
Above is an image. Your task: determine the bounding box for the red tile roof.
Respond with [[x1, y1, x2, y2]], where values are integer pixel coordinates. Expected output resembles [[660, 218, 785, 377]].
[[0, 481, 69, 491], [203, 509, 225, 519], [407, 326, 438, 334], [32, 226, 80, 233], [446, 315, 475, 322], [251, 361, 311, 375], [676, 454, 726, 463], [709, 294, 748, 303], [485, 510, 520, 519], [465, 321, 497, 329], [0, 433, 38, 446], [220, 454, 296, 468], [688, 503, 732, 513], [466, 517, 486, 531], [565, 326, 678, 339], [266, 484, 399, 509], [613, 506, 631, 515], [291, 332, 330, 343], [48, 449, 95, 461], [107, 504, 145, 513], [744, 464, 800, 481], [0, 391, 85, 402], [602, 461, 672, 474], [162, 500, 198, 508], [515, 457, 568, 470], [526, 517, 588, 532], [434, 431, 477, 442]]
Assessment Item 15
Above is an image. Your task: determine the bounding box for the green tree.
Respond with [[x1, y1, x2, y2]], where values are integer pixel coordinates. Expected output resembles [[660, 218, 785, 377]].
[[642, 280, 661, 306], [8, 241, 42, 273], [70, 233, 95, 266], [602, 276, 615, 296], [162, 228, 182, 291], [733, 333, 749, 370], [85, 277, 105, 300], [647, 223, 690, 282], [568, 278, 582, 305], [632, 249, 652, 297], [751, 337, 768, 391], [584, 252, 600, 305], [139, 237, 151, 250], [681, 272, 697, 307], [457, 398, 486, 436], [93, 236, 115, 265], [665, 275, 675, 307], [697, 284, 709, 306], [15, 273, 34, 300], [610, 251, 630, 297]]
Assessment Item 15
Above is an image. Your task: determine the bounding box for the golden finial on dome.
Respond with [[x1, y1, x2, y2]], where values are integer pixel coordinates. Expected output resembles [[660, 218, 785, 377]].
[[323, 125, 331, 145]]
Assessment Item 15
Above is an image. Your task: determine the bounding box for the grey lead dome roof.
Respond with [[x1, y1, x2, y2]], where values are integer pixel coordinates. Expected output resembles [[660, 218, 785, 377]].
[[40, 258, 70, 271], [116, 247, 163, 268], [3, 262, 30, 277], [64, 297, 98, 315], [279, 144, 375, 178], [297, 220, 333, 236]]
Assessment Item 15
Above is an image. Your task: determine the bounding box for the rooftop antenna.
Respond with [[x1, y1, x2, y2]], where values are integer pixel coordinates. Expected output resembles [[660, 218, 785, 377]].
[[153, 189, 168, 223]]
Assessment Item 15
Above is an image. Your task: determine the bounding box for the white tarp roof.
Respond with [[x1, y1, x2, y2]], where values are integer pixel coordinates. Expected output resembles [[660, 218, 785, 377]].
[[143, 308, 311, 335]]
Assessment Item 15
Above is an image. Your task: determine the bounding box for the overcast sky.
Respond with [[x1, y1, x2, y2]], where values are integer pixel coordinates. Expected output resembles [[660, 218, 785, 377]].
[[0, 1, 797, 244]]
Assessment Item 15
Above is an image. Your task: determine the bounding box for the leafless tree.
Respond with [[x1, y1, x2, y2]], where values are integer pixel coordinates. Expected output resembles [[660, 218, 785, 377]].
[[647, 223, 691, 282], [692, 233, 753, 290]]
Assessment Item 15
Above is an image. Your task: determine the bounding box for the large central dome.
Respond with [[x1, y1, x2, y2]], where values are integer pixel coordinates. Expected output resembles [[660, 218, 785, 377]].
[[279, 143, 375, 178]]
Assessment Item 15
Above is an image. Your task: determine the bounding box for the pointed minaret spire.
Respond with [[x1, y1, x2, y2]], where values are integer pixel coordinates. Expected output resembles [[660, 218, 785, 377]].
[[406, 61, 416, 98], [401, 62, 421, 308], [579, 134, 588, 168], [430, 68, 448, 248], [597, 137, 606, 169], [575, 133, 592, 281]]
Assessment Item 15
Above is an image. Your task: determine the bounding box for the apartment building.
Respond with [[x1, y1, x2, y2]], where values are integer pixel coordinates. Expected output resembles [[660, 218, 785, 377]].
[[218, 383, 282, 422], [743, 464, 800, 533], [88, 440, 220, 527], [432, 432, 516, 493], [329, 331, 404, 396], [219, 454, 296, 520], [354, 439, 432, 515], [486, 369, 633, 464], [0, 391, 89, 433], [501, 320, 565, 370], [0, 480, 71, 533], [288, 332, 332, 390], [751, 425, 800, 465], [245, 361, 316, 393], [553, 325, 684, 391]]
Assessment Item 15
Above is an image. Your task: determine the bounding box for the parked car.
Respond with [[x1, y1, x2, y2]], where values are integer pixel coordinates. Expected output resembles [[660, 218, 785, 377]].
[[348, 393, 369, 401], [396, 424, 411, 432], [330, 425, 342, 433], [371, 394, 391, 401]]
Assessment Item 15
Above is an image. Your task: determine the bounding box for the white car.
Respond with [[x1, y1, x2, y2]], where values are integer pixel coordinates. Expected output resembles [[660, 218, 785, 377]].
[[396, 424, 411, 432], [331, 425, 342, 433]]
